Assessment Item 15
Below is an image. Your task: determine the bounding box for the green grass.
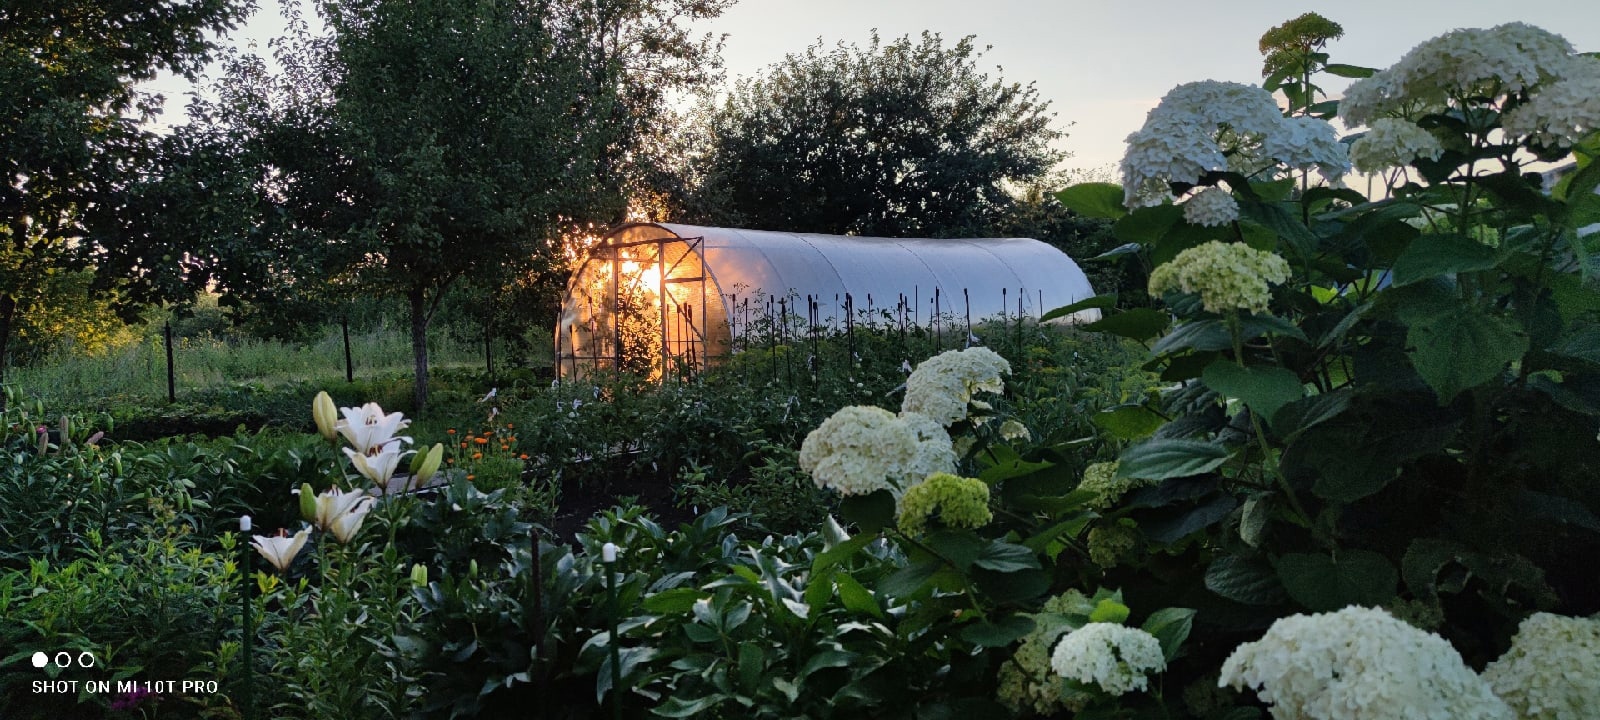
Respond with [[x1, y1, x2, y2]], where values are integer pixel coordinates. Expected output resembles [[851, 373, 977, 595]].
[[8, 324, 489, 408]]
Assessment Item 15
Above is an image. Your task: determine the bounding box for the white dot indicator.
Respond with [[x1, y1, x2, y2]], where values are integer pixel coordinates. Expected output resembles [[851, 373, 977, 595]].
[[30, 652, 47, 668]]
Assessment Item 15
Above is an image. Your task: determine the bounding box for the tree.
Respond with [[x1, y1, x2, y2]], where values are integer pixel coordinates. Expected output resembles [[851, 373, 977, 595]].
[[0, 0, 253, 379], [684, 32, 1065, 238]]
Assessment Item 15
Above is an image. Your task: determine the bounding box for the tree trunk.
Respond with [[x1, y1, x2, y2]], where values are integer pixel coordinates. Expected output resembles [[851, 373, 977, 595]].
[[0, 292, 15, 390], [410, 286, 430, 412]]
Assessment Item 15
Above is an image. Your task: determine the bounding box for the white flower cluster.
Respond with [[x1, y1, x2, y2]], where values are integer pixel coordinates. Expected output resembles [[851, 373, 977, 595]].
[[1121, 80, 1349, 208], [1341, 23, 1577, 127], [1482, 612, 1600, 720], [1051, 622, 1167, 696], [799, 406, 916, 496], [1219, 606, 1513, 720], [1148, 241, 1292, 315], [901, 347, 1011, 427], [799, 406, 956, 496], [1502, 58, 1600, 148], [1182, 187, 1241, 227], [1348, 118, 1446, 173]]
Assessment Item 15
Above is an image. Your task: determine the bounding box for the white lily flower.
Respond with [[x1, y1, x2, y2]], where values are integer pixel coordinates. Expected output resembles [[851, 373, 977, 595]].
[[344, 444, 406, 486], [335, 402, 411, 455], [328, 501, 372, 544], [251, 529, 309, 573], [313, 487, 373, 531]]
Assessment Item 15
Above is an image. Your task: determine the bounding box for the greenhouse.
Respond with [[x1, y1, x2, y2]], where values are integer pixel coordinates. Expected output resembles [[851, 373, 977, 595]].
[[554, 222, 1101, 378]]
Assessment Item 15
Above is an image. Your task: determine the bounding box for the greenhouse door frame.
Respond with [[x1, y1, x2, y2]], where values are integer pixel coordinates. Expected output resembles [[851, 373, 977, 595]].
[[586, 233, 710, 379]]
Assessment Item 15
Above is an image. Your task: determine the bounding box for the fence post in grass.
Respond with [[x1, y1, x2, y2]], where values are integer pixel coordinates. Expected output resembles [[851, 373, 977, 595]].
[[164, 321, 176, 403], [342, 316, 354, 383]]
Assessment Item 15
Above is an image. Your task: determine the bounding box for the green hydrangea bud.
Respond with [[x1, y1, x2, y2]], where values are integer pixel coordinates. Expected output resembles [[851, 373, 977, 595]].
[[897, 473, 992, 536]]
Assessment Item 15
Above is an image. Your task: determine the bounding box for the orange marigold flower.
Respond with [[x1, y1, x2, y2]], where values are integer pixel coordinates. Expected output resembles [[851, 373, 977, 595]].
[[500, 445, 509, 451], [446, 458, 454, 464], [507, 423, 515, 429], [474, 437, 489, 445], [518, 454, 529, 460], [447, 428, 457, 435], [471, 452, 483, 460], [460, 442, 468, 449], [466, 474, 475, 481]]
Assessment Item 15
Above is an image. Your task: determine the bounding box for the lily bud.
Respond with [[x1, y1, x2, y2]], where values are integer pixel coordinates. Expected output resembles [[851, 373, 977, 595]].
[[410, 564, 429, 588], [468, 559, 479, 578], [298, 483, 318, 522], [312, 391, 338, 441], [59, 415, 71, 446], [413, 443, 444, 488]]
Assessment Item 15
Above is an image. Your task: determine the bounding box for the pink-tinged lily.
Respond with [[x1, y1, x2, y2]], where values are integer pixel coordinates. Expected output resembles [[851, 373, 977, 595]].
[[344, 444, 405, 486], [327, 500, 372, 544], [335, 402, 411, 455], [251, 529, 310, 573]]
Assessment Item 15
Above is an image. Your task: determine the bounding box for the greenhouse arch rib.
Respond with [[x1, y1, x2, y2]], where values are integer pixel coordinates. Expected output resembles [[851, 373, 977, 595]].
[[554, 222, 1099, 378]]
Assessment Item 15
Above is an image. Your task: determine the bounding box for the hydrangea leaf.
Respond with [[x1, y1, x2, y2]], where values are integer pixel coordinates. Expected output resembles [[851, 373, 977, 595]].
[[1205, 555, 1289, 606], [1277, 550, 1398, 612], [1141, 607, 1197, 661], [1083, 308, 1170, 342], [839, 489, 896, 534], [959, 614, 1037, 647], [1054, 183, 1127, 220], [1391, 233, 1503, 286], [1116, 439, 1231, 481], [1405, 307, 1527, 403], [1202, 361, 1305, 427], [1092, 403, 1166, 441]]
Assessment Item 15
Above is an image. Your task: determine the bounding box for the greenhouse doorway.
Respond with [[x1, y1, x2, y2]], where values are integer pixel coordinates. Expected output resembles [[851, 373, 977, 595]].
[[555, 226, 722, 379]]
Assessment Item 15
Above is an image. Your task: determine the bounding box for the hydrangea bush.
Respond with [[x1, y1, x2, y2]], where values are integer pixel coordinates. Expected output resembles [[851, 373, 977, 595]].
[[1053, 13, 1600, 719]]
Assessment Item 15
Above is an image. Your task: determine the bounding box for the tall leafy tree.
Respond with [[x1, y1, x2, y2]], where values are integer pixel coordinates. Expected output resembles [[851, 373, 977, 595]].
[[0, 0, 253, 378], [685, 32, 1065, 238]]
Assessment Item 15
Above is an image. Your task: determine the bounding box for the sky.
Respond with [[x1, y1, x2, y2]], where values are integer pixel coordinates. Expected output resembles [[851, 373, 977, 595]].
[[146, 0, 1600, 174]]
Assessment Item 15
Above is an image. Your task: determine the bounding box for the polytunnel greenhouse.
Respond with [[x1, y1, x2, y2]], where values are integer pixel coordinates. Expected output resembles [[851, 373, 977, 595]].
[[554, 222, 1100, 378]]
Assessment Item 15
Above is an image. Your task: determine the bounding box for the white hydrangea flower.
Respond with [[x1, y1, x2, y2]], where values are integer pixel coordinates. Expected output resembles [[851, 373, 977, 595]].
[[902, 347, 1011, 427], [894, 411, 958, 487], [1502, 58, 1600, 147], [1051, 622, 1167, 696], [799, 406, 916, 495], [1348, 118, 1446, 173], [1219, 606, 1513, 720], [1481, 612, 1600, 720], [1263, 116, 1350, 178], [1182, 187, 1241, 227], [1341, 23, 1577, 127], [1121, 80, 1345, 208], [1147, 241, 1291, 315]]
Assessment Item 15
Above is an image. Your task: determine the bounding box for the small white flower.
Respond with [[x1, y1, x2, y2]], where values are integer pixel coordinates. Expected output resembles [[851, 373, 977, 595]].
[[1220, 606, 1512, 720], [335, 402, 411, 455], [344, 444, 406, 486], [1181, 187, 1241, 227], [1051, 623, 1167, 696], [251, 529, 310, 573], [1482, 612, 1600, 720]]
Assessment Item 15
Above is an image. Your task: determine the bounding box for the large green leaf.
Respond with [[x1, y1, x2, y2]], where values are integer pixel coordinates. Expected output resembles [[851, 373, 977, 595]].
[[1406, 307, 1528, 402], [1083, 308, 1170, 342], [1277, 550, 1398, 612], [1092, 403, 1166, 440], [1202, 361, 1304, 426], [958, 614, 1037, 647], [1152, 319, 1234, 355], [1041, 294, 1118, 322], [1141, 608, 1197, 661], [1204, 555, 1288, 606], [1055, 183, 1127, 220], [973, 541, 1041, 573], [1113, 204, 1183, 245], [839, 489, 896, 534], [1323, 63, 1376, 78], [1117, 439, 1232, 481], [833, 572, 883, 619], [1391, 233, 1501, 286]]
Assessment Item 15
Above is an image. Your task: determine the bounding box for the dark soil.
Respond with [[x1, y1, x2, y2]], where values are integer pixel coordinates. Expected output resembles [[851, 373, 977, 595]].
[[539, 457, 699, 542]]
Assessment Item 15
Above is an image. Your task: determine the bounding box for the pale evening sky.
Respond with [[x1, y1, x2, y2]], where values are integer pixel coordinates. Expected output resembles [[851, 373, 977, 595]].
[[146, 0, 1600, 175]]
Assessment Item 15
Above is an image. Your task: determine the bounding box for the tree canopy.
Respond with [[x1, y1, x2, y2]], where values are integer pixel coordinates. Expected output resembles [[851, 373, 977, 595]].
[[0, 0, 254, 376], [684, 32, 1065, 238]]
